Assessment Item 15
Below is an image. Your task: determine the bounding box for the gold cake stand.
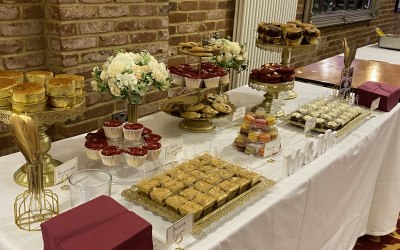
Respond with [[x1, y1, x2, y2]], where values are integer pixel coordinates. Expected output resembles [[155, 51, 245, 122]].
[[248, 78, 294, 117], [0, 100, 85, 187], [160, 95, 236, 133], [255, 41, 319, 100]]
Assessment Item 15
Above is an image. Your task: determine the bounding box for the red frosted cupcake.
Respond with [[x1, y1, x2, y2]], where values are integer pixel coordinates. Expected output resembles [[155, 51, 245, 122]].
[[123, 122, 144, 141], [142, 142, 162, 161], [143, 133, 162, 143], [84, 139, 107, 160], [141, 127, 152, 136], [100, 145, 124, 166], [125, 147, 148, 167], [103, 120, 123, 139]]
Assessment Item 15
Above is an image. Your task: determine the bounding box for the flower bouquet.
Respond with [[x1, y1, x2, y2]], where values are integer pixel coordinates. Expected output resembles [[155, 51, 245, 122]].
[[91, 50, 171, 104], [204, 36, 248, 72]]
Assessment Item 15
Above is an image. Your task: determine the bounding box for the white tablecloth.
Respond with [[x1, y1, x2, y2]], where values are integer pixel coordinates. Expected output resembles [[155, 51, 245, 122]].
[[0, 80, 399, 250]]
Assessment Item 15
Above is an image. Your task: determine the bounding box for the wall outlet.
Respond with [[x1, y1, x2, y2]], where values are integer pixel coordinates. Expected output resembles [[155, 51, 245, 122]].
[[111, 112, 127, 122]]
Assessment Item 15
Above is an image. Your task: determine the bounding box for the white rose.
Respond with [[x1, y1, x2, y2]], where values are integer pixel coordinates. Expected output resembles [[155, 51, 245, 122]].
[[90, 80, 101, 91], [109, 82, 121, 97], [107, 61, 125, 78], [100, 71, 107, 80]]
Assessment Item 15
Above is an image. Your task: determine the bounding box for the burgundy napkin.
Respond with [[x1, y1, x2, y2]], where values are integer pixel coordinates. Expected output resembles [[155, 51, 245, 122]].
[[355, 81, 400, 112], [41, 196, 153, 250]]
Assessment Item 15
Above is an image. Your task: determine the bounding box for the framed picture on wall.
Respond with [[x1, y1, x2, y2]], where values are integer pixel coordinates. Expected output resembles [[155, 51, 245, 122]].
[[396, 0, 400, 13]]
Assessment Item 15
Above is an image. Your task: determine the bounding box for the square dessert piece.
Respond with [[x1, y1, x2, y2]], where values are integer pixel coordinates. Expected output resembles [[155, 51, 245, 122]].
[[193, 193, 216, 215], [230, 177, 251, 194], [150, 188, 172, 205], [179, 187, 200, 200], [200, 164, 217, 174], [165, 168, 186, 179], [175, 173, 191, 182], [190, 170, 208, 179], [163, 180, 185, 194], [219, 180, 239, 200], [209, 157, 227, 168], [240, 172, 263, 186], [188, 157, 209, 166], [194, 180, 213, 193], [207, 186, 228, 207], [153, 174, 173, 185], [179, 201, 203, 221], [198, 152, 214, 162], [165, 195, 189, 213], [215, 168, 234, 180], [136, 179, 160, 195], [179, 174, 197, 187], [203, 174, 222, 186], [177, 162, 198, 173]]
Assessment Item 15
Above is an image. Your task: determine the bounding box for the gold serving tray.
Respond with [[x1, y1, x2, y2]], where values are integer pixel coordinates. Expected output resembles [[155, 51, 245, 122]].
[[121, 176, 275, 235], [285, 108, 371, 138]]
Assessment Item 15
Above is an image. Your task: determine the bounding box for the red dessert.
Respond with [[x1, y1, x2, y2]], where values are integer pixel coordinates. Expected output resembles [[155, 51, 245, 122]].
[[96, 128, 106, 137], [260, 72, 281, 83], [103, 120, 122, 127], [281, 74, 295, 82], [141, 127, 152, 136], [101, 146, 124, 156], [123, 122, 144, 130], [276, 66, 295, 75], [142, 142, 161, 150], [259, 67, 275, 75], [85, 133, 106, 141], [84, 139, 107, 150], [143, 133, 162, 142], [125, 147, 148, 156]]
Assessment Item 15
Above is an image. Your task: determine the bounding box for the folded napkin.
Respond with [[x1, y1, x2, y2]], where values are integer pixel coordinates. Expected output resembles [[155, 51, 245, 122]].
[[355, 81, 400, 112], [41, 195, 153, 250]]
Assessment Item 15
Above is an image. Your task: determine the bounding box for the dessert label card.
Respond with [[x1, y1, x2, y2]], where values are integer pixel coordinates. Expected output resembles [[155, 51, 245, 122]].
[[371, 97, 380, 112], [54, 157, 78, 185], [263, 137, 281, 157], [165, 138, 184, 160], [166, 213, 193, 246], [228, 105, 246, 122]]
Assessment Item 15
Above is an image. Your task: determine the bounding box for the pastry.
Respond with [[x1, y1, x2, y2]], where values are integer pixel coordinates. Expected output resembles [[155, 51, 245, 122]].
[[153, 173, 173, 185], [143, 133, 162, 143], [26, 71, 53, 85], [269, 130, 278, 140], [243, 113, 256, 125], [207, 186, 228, 207], [285, 27, 303, 46], [287, 20, 303, 27], [100, 145, 123, 166], [203, 174, 222, 185], [142, 127, 152, 136], [218, 180, 239, 200], [193, 193, 216, 215], [265, 116, 276, 126], [48, 95, 76, 108], [193, 180, 213, 193], [259, 133, 271, 143], [162, 180, 185, 194], [264, 25, 282, 44], [124, 147, 148, 167], [179, 201, 203, 220], [0, 78, 17, 99], [212, 101, 232, 113], [303, 27, 321, 45], [122, 122, 144, 141], [166, 195, 189, 213], [201, 105, 219, 115], [260, 71, 281, 83], [102, 120, 123, 139], [55, 73, 85, 88], [185, 102, 205, 112], [254, 118, 266, 128], [180, 111, 201, 119], [244, 145, 256, 155], [230, 177, 250, 194], [180, 174, 198, 186], [12, 82, 46, 104], [84, 138, 107, 160], [150, 187, 172, 205], [215, 168, 234, 180], [46, 78, 75, 96], [0, 70, 24, 83], [136, 179, 160, 195], [248, 131, 260, 142], [179, 187, 200, 200], [142, 142, 162, 161], [234, 136, 246, 152], [177, 162, 198, 173]]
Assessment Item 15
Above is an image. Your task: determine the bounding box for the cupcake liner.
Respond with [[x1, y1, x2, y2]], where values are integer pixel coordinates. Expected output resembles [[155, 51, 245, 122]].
[[100, 153, 121, 166], [204, 77, 220, 88], [219, 73, 230, 85], [103, 125, 122, 139], [85, 147, 101, 160], [123, 127, 144, 141], [171, 73, 185, 86], [147, 148, 162, 161], [125, 153, 147, 168], [185, 77, 202, 88]]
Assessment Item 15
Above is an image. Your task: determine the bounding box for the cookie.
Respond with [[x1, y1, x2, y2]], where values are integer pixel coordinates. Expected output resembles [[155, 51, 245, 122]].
[[201, 113, 215, 118], [164, 102, 184, 113], [189, 46, 205, 52], [189, 52, 214, 57], [201, 105, 219, 115], [206, 93, 224, 103], [185, 103, 205, 112], [212, 101, 232, 114], [181, 111, 201, 119]]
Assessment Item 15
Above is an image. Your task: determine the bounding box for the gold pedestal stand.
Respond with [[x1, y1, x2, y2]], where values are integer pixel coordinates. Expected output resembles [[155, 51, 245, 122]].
[[0, 101, 85, 187], [248, 79, 294, 117], [255, 41, 319, 100]]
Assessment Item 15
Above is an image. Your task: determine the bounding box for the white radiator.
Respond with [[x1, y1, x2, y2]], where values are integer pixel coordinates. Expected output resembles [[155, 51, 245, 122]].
[[231, 0, 299, 89]]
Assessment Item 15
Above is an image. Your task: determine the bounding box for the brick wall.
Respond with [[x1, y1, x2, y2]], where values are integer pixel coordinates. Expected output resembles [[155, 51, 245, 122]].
[[292, 0, 400, 68], [0, 0, 235, 155]]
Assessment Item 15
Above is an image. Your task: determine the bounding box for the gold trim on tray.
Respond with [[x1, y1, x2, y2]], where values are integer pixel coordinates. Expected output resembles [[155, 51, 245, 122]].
[[121, 154, 276, 236]]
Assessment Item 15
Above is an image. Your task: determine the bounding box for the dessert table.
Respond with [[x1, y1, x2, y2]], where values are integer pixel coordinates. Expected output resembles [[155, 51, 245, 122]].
[[0, 80, 399, 250]]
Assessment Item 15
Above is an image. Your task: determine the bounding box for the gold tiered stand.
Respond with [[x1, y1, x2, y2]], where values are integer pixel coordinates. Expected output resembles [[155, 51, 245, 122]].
[[0, 101, 85, 187], [255, 41, 319, 99], [248, 78, 294, 117]]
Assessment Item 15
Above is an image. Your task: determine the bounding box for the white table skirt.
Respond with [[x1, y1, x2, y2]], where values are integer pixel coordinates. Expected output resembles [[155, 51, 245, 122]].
[[0, 81, 399, 250]]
